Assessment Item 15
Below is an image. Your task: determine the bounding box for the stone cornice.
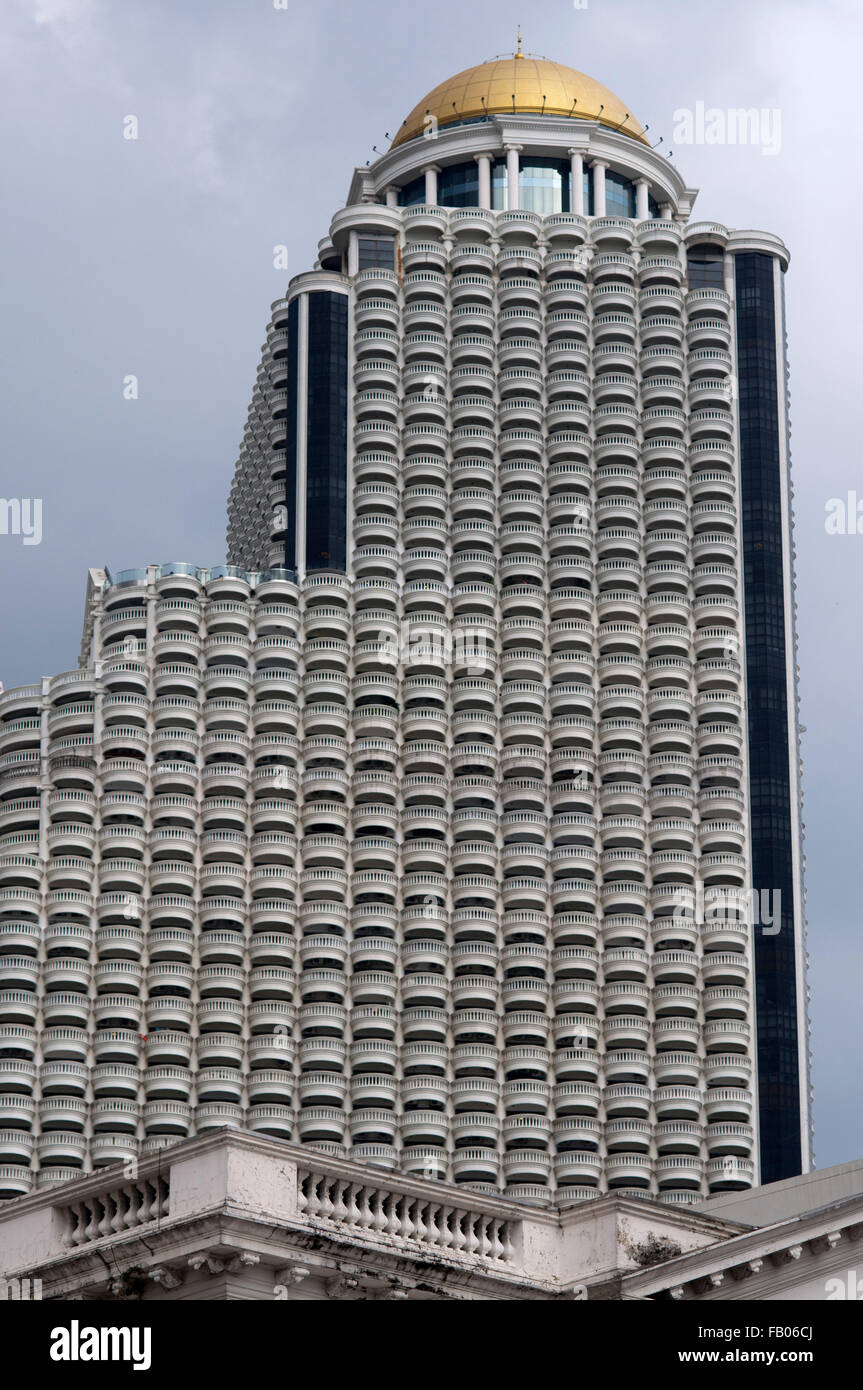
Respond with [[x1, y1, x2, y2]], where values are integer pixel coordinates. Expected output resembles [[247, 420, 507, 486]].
[[619, 1192, 863, 1299]]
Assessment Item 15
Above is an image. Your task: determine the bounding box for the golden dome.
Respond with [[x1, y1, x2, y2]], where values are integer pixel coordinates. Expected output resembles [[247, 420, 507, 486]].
[[391, 49, 647, 149]]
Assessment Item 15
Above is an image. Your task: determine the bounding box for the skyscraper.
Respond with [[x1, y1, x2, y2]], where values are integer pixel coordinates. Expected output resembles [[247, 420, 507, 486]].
[[0, 48, 810, 1209]]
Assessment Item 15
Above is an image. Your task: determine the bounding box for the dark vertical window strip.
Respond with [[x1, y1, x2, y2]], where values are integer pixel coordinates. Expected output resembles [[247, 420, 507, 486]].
[[304, 292, 348, 572], [735, 251, 802, 1182], [779, 268, 811, 1160], [284, 299, 299, 570]]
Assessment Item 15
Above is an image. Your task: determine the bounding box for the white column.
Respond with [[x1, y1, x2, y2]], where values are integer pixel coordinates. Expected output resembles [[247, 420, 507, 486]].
[[660, 201, 673, 220], [347, 231, 359, 276], [475, 154, 492, 210], [568, 149, 584, 216], [505, 145, 521, 210], [424, 165, 439, 206], [385, 186, 398, 208], [591, 160, 606, 217], [635, 178, 649, 221]]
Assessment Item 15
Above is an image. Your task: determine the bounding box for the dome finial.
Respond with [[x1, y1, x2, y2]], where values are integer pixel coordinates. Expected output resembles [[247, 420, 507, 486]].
[[516, 26, 524, 58]]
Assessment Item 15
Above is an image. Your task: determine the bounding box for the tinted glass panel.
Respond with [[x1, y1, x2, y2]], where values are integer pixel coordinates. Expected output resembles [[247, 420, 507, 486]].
[[357, 235, 395, 271], [519, 157, 569, 214], [688, 244, 725, 288], [735, 251, 802, 1183], [605, 169, 635, 217], [397, 174, 426, 208], [305, 292, 348, 572], [438, 162, 480, 207], [491, 158, 508, 210], [283, 298, 299, 570]]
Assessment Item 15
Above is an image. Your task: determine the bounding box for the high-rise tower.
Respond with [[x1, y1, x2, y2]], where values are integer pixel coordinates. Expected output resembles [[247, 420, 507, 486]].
[[0, 50, 810, 1208]]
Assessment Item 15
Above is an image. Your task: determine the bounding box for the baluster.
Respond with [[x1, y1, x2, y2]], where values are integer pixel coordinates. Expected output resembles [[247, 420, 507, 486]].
[[501, 1220, 515, 1262], [110, 1187, 127, 1235], [320, 1178, 335, 1219], [351, 1185, 367, 1228], [82, 1200, 98, 1244], [370, 1189, 387, 1234], [453, 1209, 467, 1253], [345, 1182, 362, 1225], [426, 1203, 443, 1248], [296, 1171, 310, 1215], [399, 1195, 414, 1241], [476, 1216, 491, 1259], [146, 1179, 161, 1223], [119, 1183, 137, 1230], [331, 1180, 349, 1221], [489, 1219, 505, 1261], [64, 1201, 84, 1247], [95, 1197, 112, 1240], [413, 1200, 429, 1244], [133, 1181, 149, 1227], [465, 1212, 480, 1255]]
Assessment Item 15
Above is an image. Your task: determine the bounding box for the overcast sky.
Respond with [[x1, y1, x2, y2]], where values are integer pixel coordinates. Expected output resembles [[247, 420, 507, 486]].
[[1, 0, 860, 1172]]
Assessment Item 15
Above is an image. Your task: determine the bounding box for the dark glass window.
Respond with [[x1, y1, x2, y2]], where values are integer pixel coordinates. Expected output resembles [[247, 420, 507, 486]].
[[397, 174, 426, 208], [438, 162, 480, 207], [394, 160, 656, 218], [305, 292, 348, 573], [604, 169, 636, 217], [735, 250, 803, 1183], [283, 299, 299, 570], [688, 244, 725, 288], [357, 235, 396, 271], [491, 158, 508, 210]]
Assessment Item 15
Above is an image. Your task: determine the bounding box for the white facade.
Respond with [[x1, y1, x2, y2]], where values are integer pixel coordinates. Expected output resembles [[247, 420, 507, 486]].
[[0, 61, 810, 1212]]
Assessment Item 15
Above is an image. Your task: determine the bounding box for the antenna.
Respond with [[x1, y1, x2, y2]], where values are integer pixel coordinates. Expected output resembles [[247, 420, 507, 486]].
[[652, 135, 664, 149]]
